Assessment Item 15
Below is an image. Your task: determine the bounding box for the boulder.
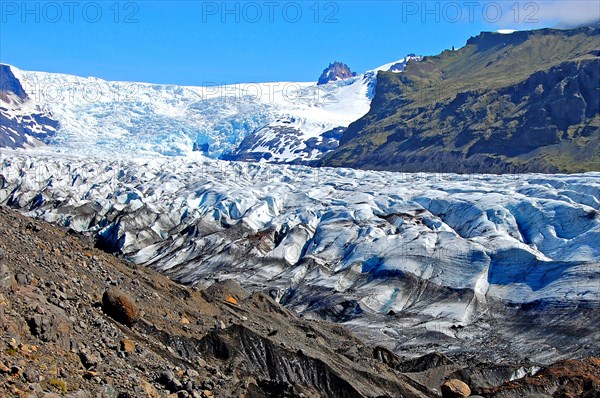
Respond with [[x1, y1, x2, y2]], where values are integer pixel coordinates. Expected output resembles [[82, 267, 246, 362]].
[[102, 288, 140, 327], [441, 379, 471, 398], [27, 314, 71, 349], [158, 371, 183, 393], [79, 351, 100, 369]]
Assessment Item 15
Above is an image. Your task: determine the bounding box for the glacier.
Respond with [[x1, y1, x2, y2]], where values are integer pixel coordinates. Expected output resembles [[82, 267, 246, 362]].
[[3, 59, 415, 162], [1, 150, 598, 362]]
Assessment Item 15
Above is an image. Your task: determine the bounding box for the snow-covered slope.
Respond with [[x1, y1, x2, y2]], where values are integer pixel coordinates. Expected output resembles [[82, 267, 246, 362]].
[[1, 150, 598, 360], [3, 58, 415, 161]]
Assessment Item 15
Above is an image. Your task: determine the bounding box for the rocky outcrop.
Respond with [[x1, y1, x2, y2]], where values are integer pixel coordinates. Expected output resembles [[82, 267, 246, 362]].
[[0, 249, 13, 290], [0, 65, 27, 100], [317, 61, 357, 85], [224, 124, 345, 164], [477, 358, 600, 397]]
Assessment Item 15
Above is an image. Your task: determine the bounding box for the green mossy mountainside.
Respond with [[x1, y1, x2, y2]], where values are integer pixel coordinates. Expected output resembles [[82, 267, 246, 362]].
[[318, 27, 600, 173]]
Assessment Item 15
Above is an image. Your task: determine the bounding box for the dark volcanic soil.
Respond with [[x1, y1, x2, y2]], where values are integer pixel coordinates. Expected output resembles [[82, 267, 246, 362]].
[[0, 206, 598, 398]]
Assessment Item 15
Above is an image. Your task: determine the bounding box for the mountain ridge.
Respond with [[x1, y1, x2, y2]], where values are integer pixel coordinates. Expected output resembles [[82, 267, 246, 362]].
[[319, 26, 600, 173]]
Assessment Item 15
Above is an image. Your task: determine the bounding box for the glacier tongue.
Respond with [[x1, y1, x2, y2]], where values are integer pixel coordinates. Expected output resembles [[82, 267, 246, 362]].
[[1, 150, 599, 360]]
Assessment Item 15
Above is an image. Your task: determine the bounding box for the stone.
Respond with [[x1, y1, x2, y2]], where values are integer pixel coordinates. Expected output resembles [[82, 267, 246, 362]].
[[102, 288, 140, 327], [15, 272, 30, 285], [138, 381, 160, 398], [201, 379, 214, 390], [441, 379, 472, 398], [184, 381, 194, 392], [186, 369, 199, 379], [23, 369, 39, 383], [27, 315, 59, 343], [158, 371, 183, 393], [83, 371, 98, 380], [79, 351, 100, 369], [120, 338, 136, 353]]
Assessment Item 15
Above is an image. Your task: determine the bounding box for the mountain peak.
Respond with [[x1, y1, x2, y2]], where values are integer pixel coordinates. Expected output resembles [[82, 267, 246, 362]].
[[317, 61, 357, 85]]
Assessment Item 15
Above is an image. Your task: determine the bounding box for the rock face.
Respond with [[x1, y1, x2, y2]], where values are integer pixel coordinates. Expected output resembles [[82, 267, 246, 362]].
[[477, 358, 600, 397], [441, 379, 471, 398], [27, 315, 61, 343], [319, 27, 600, 173], [0, 65, 27, 100], [224, 124, 345, 164], [101, 288, 140, 327], [0, 64, 59, 149], [317, 61, 357, 85]]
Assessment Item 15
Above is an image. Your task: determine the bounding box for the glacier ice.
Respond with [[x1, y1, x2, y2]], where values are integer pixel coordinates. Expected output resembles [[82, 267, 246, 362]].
[[1, 149, 598, 360], [5, 59, 414, 161]]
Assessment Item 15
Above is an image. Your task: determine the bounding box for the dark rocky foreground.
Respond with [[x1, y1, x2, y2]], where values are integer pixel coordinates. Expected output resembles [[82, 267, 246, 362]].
[[0, 206, 598, 397]]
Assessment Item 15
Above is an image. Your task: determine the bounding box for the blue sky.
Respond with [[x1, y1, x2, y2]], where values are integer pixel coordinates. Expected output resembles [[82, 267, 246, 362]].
[[1, 1, 598, 85]]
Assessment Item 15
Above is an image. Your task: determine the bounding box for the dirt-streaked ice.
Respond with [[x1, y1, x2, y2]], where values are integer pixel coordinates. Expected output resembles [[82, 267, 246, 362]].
[[1, 150, 598, 360]]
